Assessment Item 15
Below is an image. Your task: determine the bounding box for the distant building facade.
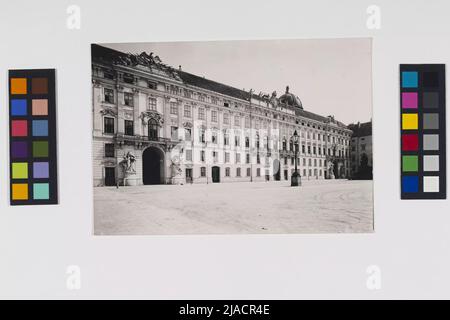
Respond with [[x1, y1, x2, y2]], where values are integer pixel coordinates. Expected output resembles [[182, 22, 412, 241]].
[[91, 44, 353, 186], [348, 120, 373, 179]]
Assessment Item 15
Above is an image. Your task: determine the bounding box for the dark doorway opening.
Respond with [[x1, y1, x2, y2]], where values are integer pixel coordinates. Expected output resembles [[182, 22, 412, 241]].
[[212, 166, 220, 183], [104, 167, 116, 186], [273, 159, 281, 181], [143, 147, 164, 185], [185, 168, 193, 184]]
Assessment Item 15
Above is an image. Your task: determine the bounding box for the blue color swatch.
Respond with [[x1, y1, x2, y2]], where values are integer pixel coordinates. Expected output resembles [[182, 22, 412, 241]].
[[402, 176, 419, 193], [32, 120, 48, 136], [11, 99, 27, 116], [402, 71, 418, 88]]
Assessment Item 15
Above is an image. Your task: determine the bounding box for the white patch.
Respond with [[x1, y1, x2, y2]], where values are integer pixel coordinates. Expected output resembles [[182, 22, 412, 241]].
[[366, 5, 381, 30]]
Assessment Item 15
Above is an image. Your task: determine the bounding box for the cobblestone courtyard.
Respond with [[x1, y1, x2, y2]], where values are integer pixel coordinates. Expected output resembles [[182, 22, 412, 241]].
[[94, 179, 373, 235]]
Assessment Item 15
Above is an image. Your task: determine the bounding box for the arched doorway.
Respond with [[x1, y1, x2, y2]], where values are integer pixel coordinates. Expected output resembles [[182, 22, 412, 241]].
[[142, 147, 164, 185], [212, 166, 220, 183]]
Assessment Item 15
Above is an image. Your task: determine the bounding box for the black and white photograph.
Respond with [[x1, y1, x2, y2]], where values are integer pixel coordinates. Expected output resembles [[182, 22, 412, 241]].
[[92, 38, 374, 235]]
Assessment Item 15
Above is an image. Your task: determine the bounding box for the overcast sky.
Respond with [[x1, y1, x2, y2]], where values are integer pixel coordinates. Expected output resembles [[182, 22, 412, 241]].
[[103, 38, 372, 125]]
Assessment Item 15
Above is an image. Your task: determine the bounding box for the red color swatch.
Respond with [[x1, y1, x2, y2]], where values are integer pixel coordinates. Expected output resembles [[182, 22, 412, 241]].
[[11, 120, 28, 137], [402, 134, 418, 151]]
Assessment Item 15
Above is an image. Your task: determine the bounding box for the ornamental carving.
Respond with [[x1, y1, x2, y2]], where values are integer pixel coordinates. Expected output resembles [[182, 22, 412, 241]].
[[140, 110, 164, 126], [100, 108, 117, 117], [183, 122, 193, 128]]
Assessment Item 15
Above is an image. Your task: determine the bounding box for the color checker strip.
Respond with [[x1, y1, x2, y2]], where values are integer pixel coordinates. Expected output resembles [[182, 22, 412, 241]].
[[400, 64, 446, 199], [9, 69, 58, 205]]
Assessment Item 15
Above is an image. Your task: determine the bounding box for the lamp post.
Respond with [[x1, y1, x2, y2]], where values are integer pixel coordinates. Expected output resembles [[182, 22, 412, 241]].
[[291, 130, 301, 187]]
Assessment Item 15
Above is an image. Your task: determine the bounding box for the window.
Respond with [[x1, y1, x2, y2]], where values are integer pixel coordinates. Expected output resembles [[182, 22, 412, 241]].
[[246, 153, 250, 164], [200, 167, 206, 177], [198, 94, 205, 102], [225, 167, 230, 177], [198, 108, 205, 120], [302, 145, 305, 154], [314, 159, 317, 167], [236, 153, 241, 163], [184, 89, 192, 98], [282, 139, 287, 151], [223, 132, 229, 146], [245, 117, 250, 128], [291, 157, 294, 165], [289, 140, 293, 151], [184, 105, 192, 118], [235, 136, 240, 147], [185, 128, 192, 141], [213, 151, 218, 162], [309, 169, 312, 176], [103, 70, 114, 80], [256, 135, 260, 149], [224, 102, 229, 107], [104, 143, 114, 158], [361, 144, 366, 151], [211, 131, 217, 144], [313, 146, 316, 155], [125, 120, 134, 136], [223, 113, 229, 124], [148, 81, 157, 89], [225, 152, 230, 163], [148, 119, 158, 139], [200, 150, 205, 162], [256, 168, 261, 177], [284, 157, 288, 165], [124, 92, 133, 106], [246, 168, 251, 177], [318, 147, 321, 155], [170, 102, 178, 115], [104, 117, 114, 134], [169, 85, 179, 95], [211, 110, 218, 122], [104, 88, 114, 103], [123, 73, 134, 84], [171, 126, 178, 140], [257, 153, 260, 164], [308, 159, 312, 166], [245, 137, 250, 148], [236, 168, 241, 177], [186, 149, 192, 161], [199, 127, 205, 143], [308, 146, 311, 154], [148, 97, 157, 110], [303, 169, 306, 176], [211, 96, 218, 105], [303, 158, 306, 166], [234, 116, 240, 126]]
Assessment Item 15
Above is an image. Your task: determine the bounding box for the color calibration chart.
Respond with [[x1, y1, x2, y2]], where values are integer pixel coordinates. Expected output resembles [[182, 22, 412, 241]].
[[9, 69, 58, 205], [400, 64, 446, 199]]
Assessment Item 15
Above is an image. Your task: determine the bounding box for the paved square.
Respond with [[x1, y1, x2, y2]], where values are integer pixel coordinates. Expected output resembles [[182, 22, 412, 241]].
[[94, 180, 373, 235]]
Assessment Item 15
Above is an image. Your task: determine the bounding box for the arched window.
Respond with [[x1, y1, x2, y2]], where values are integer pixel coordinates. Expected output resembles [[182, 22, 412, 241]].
[[148, 119, 158, 140]]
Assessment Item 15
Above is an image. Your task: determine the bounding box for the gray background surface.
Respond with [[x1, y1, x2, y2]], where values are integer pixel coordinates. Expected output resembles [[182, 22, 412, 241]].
[[1, 0, 449, 299]]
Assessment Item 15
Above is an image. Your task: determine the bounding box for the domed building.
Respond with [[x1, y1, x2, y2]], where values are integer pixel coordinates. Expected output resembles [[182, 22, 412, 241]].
[[278, 86, 303, 109], [91, 44, 352, 186]]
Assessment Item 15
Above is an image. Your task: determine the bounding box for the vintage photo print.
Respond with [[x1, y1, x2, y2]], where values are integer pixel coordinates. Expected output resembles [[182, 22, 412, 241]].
[[91, 38, 373, 235]]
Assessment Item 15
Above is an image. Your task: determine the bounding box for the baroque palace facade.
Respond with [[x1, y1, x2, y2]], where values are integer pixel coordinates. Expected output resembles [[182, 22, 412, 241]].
[[92, 44, 352, 186]]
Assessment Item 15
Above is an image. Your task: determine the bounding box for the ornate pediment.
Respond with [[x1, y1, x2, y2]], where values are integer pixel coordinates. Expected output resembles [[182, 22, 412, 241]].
[[140, 110, 163, 126], [183, 121, 193, 128], [100, 108, 117, 117]]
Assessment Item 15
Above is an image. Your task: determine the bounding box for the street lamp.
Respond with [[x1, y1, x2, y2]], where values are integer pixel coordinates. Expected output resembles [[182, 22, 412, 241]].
[[291, 130, 301, 187]]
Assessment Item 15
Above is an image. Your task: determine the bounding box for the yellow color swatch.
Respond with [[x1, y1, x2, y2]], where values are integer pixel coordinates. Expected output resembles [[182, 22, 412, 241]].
[[10, 78, 27, 94], [402, 113, 418, 130], [12, 183, 28, 200]]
